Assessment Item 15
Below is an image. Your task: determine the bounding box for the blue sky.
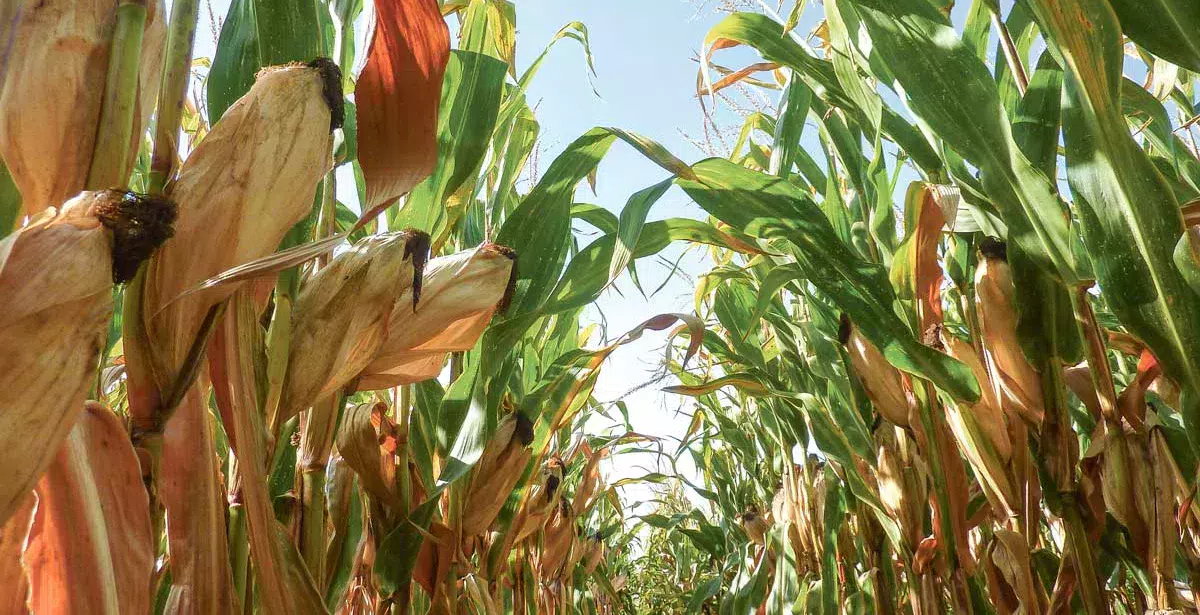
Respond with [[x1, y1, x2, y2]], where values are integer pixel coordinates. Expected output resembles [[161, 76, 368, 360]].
[[508, 1, 754, 511]]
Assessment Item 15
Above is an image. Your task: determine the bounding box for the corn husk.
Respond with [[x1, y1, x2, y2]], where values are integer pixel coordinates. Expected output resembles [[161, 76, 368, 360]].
[[0, 0, 166, 217], [461, 411, 534, 537], [0, 492, 35, 613], [974, 238, 1044, 425], [356, 243, 515, 391], [279, 230, 428, 422], [840, 316, 914, 427], [0, 189, 173, 523], [582, 534, 605, 575], [140, 61, 339, 399], [740, 506, 769, 546], [511, 457, 565, 545], [538, 500, 576, 580], [24, 402, 154, 615]]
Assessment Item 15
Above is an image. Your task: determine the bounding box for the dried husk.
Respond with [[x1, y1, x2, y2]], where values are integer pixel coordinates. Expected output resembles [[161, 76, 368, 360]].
[[739, 506, 769, 546], [356, 243, 515, 391], [538, 500, 576, 580], [511, 457, 565, 545], [0, 493, 35, 615], [279, 230, 428, 422], [582, 535, 605, 575], [0, 191, 154, 523], [139, 61, 338, 401], [0, 0, 166, 217], [841, 317, 914, 427], [461, 411, 534, 537], [24, 403, 154, 615], [974, 239, 1044, 425]]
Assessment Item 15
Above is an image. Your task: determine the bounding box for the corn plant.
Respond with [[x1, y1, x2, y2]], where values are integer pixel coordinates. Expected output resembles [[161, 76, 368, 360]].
[[616, 0, 1200, 613], [0, 0, 757, 613]]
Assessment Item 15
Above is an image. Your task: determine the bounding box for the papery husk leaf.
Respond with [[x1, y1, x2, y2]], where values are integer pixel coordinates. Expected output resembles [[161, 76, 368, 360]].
[[24, 403, 153, 615], [160, 384, 237, 614], [141, 62, 335, 400], [0, 0, 166, 216], [0, 194, 114, 523]]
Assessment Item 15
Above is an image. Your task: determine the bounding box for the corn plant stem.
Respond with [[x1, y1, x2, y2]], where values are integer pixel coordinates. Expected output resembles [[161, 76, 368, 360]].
[[148, 0, 200, 194], [990, 7, 1029, 96], [229, 502, 250, 601], [86, 0, 146, 190], [397, 385, 412, 514], [1062, 494, 1109, 615], [297, 392, 343, 583]]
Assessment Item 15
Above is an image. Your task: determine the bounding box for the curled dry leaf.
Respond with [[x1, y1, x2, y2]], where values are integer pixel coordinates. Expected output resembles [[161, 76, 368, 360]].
[[0, 0, 165, 216], [24, 403, 153, 615], [355, 0, 450, 214]]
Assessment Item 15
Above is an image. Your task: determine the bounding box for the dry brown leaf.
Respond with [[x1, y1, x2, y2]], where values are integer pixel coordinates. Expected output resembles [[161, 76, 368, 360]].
[[160, 385, 237, 614], [0, 0, 165, 216], [355, 0, 450, 215], [25, 403, 153, 615]]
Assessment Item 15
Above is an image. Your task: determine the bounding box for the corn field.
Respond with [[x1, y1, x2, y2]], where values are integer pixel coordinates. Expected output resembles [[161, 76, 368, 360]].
[[3, 0, 1200, 613]]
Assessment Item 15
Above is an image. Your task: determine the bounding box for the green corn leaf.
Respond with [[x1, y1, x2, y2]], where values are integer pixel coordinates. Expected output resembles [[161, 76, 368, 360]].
[[678, 158, 980, 403]]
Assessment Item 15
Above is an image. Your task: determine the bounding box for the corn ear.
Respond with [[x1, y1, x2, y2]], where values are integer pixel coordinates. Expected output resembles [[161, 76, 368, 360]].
[[279, 230, 428, 422], [0, 0, 166, 216], [356, 243, 515, 391], [0, 190, 172, 523], [461, 411, 534, 537], [739, 505, 769, 546], [511, 456, 565, 545], [974, 238, 1044, 425], [139, 60, 341, 399], [840, 315, 914, 427]]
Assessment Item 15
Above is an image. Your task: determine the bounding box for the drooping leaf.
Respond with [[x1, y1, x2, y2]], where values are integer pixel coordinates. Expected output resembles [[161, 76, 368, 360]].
[[678, 158, 980, 403], [355, 0, 451, 212]]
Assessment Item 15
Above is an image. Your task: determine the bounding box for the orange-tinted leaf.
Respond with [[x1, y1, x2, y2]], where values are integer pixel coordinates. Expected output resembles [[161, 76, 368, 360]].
[[0, 493, 34, 615], [208, 294, 325, 615], [890, 182, 952, 329], [25, 403, 153, 615], [355, 0, 450, 215], [160, 386, 237, 614]]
